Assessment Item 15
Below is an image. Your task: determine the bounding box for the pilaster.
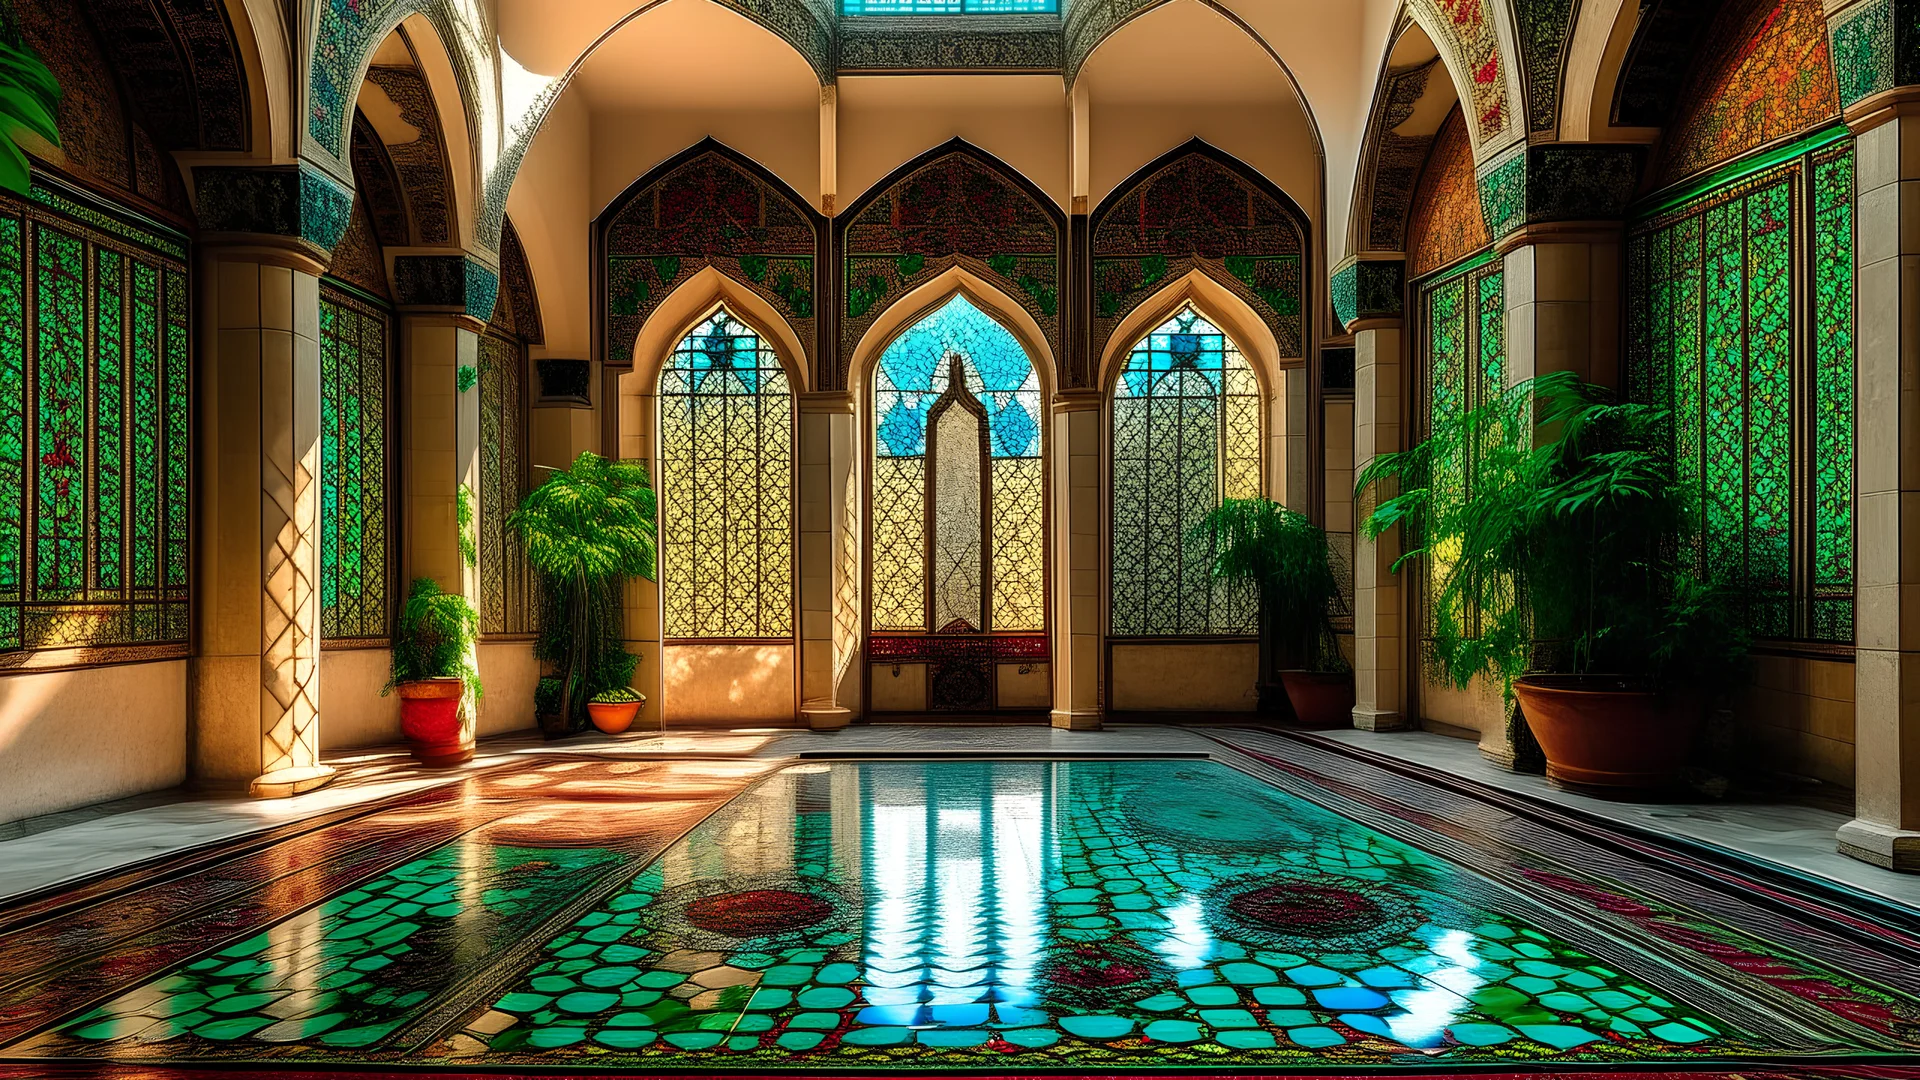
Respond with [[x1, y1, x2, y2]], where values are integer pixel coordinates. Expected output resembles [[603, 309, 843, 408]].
[[1350, 319, 1408, 732], [1840, 98, 1920, 870], [799, 391, 857, 729], [1052, 390, 1103, 730]]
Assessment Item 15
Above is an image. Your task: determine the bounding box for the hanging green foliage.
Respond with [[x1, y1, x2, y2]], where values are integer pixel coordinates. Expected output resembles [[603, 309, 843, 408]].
[[0, 6, 59, 195], [456, 482, 478, 569]]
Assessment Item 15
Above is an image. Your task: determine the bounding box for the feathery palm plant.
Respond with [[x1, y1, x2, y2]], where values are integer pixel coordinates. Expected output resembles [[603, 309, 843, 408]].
[[509, 452, 657, 728], [1188, 498, 1348, 681], [1355, 370, 1745, 700], [0, 12, 60, 194]]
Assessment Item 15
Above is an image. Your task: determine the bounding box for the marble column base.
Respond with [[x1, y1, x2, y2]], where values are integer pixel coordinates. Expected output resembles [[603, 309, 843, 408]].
[[801, 704, 853, 731], [1837, 818, 1920, 873], [1051, 709, 1102, 731], [1352, 707, 1409, 732], [249, 764, 338, 799]]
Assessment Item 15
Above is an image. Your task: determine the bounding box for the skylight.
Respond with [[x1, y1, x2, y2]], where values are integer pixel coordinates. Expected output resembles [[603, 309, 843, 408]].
[[841, 0, 1057, 14]]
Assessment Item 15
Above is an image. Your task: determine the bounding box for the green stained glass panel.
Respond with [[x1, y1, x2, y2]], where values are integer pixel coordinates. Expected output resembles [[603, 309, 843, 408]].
[[1, 184, 188, 654], [1627, 150, 1854, 644], [1812, 146, 1856, 642], [34, 225, 85, 598], [0, 213, 21, 650], [131, 261, 159, 593], [319, 285, 391, 642], [93, 250, 122, 592]]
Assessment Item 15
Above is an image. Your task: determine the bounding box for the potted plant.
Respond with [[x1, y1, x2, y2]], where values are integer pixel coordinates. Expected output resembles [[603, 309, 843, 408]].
[[510, 452, 657, 738], [383, 577, 482, 766], [587, 685, 647, 735], [1356, 371, 1746, 790], [1189, 497, 1353, 726]]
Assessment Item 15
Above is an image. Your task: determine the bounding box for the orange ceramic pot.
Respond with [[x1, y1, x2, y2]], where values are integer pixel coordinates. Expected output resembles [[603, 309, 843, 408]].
[[1512, 675, 1702, 791], [1280, 671, 1355, 729], [397, 678, 472, 766], [587, 699, 643, 735]]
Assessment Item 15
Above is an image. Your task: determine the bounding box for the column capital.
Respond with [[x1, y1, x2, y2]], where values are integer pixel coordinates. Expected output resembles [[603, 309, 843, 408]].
[[1475, 142, 1644, 245], [1831, 0, 1920, 126], [797, 389, 855, 413], [192, 162, 352, 263], [391, 252, 501, 323], [1331, 256, 1405, 334], [396, 309, 489, 335], [1494, 219, 1627, 257], [1051, 388, 1103, 413], [196, 234, 329, 277]]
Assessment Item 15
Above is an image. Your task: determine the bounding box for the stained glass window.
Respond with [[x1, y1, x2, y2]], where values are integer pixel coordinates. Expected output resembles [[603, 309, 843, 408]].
[[479, 332, 534, 637], [658, 310, 794, 639], [841, 0, 1056, 13], [871, 295, 1045, 636], [1417, 260, 1505, 641], [0, 180, 189, 660], [1109, 306, 1261, 637], [1626, 138, 1854, 643], [318, 284, 391, 644]]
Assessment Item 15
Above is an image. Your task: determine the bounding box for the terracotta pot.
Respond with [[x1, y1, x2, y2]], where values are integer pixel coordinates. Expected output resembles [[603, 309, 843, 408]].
[[587, 699, 643, 735], [1280, 671, 1355, 729], [1512, 675, 1703, 791], [396, 678, 472, 766]]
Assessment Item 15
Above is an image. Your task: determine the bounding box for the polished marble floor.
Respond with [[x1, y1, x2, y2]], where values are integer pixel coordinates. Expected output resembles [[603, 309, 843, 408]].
[[1, 730, 1917, 1078]]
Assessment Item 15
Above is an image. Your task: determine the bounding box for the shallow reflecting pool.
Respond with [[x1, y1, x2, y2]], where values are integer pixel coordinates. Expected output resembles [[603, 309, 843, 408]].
[[18, 758, 1894, 1070]]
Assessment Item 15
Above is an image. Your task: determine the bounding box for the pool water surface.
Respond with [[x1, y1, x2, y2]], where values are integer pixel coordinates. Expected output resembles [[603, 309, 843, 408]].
[[17, 756, 1890, 1071]]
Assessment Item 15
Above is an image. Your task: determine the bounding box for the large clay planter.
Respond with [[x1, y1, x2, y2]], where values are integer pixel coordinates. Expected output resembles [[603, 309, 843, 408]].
[[1512, 675, 1702, 791], [397, 678, 472, 766], [587, 700, 643, 735], [1280, 671, 1355, 729]]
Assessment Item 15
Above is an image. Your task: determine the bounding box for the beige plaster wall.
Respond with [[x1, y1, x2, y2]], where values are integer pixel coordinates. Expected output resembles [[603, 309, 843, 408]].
[[1740, 655, 1855, 791], [837, 76, 1069, 210], [870, 663, 927, 713], [589, 104, 820, 217], [661, 643, 798, 724], [507, 88, 592, 359], [1110, 642, 1260, 712], [318, 649, 402, 749], [0, 662, 186, 823], [478, 641, 542, 737]]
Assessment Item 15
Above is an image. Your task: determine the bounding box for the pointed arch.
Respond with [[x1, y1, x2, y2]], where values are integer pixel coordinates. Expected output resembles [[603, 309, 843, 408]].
[[597, 139, 824, 377], [353, 24, 464, 249], [1091, 140, 1308, 384], [1401, 0, 1525, 156], [836, 139, 1065, 391], [1557, 0, 1653, 142], [846, 267, 1058, 406], [1346, 18, 1460, 260]]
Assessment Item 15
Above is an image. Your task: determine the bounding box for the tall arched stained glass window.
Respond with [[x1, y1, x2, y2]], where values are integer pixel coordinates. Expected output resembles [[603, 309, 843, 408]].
[[1109, 306, 1260, 637], [318, 284, 391, 644], [870, 295, 1045, 711], [658, 310, 794, 639]]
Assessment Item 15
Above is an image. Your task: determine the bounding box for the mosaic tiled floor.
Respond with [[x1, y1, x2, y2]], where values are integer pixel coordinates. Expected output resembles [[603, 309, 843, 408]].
[[2, 737, 1919, 1079]]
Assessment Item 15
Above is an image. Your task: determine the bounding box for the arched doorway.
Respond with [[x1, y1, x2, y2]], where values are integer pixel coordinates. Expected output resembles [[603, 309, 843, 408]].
[[866, 295, 1049, 716]]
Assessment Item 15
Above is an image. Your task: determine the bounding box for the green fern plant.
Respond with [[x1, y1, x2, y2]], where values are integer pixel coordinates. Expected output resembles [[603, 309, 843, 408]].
[[0, 12, 61, 194], [1355, 370, 1746, 700], [1188, 498, 1348, 676], [509, 452, 656, 729], [456, 483, 478, 569], [383, 577, 482, 700]]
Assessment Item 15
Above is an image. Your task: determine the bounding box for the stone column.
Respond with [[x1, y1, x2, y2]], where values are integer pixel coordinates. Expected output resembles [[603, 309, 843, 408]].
[[1052, 389, 1103, 730], [1350, 321, 1408, 732], [394, 254, 496, 737], [799, 392, 856, 729], [1278, 366, 1310, 512], [1500, 228, 1622, 390], [615, 370, 663, 726], [193, 244, 334, 796], [1840, 92, 1920, 870]]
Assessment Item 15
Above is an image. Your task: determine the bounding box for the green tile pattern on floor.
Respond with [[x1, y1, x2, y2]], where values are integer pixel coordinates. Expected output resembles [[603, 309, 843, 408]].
[[456, 761, 1744, 1066], [50, 842, 624, 1051]]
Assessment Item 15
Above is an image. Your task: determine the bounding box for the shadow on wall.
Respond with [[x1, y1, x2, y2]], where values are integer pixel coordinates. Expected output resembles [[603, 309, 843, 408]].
[[662, 643, 796, 724]]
